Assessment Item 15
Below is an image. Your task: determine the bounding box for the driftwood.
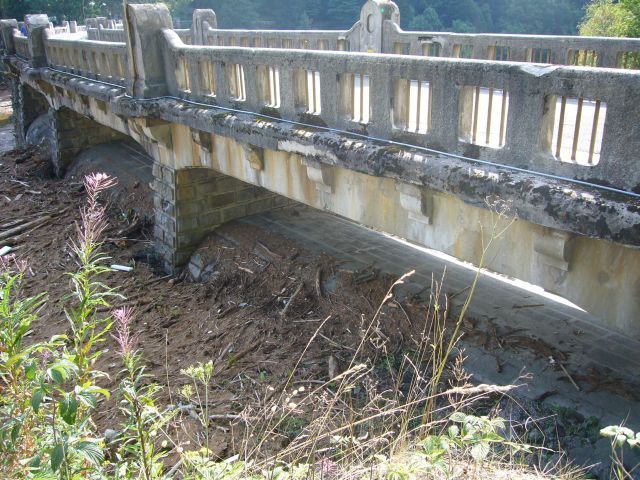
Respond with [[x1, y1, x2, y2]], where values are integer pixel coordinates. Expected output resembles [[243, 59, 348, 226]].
[[0, 215, 53, 242], [281, 282, 303, 317]]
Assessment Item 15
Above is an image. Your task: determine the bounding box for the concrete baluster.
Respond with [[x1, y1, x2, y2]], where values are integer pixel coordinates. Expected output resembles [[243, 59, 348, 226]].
[[187, 54, 202, 97], [429, 69, 461, 151], [318, 67, 339, 127], [502, 76, 546, 168], [278, 66, 296, 119], [242, 59, 260, 111], [368, 65, 393, 138], [213, 61, 231, 107]]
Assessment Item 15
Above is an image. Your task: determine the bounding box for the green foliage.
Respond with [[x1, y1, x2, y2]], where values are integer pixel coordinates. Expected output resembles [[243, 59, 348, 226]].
[[579, 0, 637, 37], [601, 425, 640, 479], [115, 355, 175, 480], [0, 174, 116, 479], [421, 412, 531, 468]]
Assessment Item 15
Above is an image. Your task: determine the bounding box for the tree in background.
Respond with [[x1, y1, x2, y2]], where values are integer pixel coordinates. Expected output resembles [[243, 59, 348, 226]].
[[579, 0, 635, 36], [1, 0, 593, 35], [621, 0, 640, 34]]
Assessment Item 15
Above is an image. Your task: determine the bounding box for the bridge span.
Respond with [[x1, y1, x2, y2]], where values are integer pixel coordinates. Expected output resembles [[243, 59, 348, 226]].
[[1, 0, 639, 338]]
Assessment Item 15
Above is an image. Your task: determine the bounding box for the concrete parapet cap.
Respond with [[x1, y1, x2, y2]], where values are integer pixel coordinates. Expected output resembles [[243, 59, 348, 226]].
[[0, 19, 18, 28], [25, 14, 50, 29]]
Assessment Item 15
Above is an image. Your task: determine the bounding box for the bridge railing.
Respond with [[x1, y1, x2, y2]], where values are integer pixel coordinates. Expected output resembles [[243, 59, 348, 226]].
[[201, 26, 354, 51], [44, 32, 128, 86], [12, 32, 29, 59], [175, 28, 192, 44], [60, 3, 640, 72], [87, 26, 127, 42], [161, 28, 640, 191], [383, 22, 640, 69]]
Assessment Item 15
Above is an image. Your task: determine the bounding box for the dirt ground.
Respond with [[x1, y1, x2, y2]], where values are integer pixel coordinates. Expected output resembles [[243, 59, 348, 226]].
[[1, 141, 447, 460]]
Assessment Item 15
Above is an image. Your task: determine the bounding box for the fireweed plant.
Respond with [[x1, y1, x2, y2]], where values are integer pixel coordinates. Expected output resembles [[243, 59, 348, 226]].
[[0, 173, 117, 479]]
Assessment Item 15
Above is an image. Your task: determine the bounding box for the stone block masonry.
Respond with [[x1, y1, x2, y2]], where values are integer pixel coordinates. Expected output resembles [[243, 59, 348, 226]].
[[12, 82, 49, 148], [49, 107, 128, 176], [152, 163, 291, 272]]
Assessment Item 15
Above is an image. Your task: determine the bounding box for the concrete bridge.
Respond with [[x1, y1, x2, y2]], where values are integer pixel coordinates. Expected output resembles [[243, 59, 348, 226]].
[[1, 1, 640, 338]]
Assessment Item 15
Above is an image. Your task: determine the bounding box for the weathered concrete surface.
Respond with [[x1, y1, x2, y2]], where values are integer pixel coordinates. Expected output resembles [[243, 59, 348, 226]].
[[0, 88, 14, 153], [5, 59, 640, 336]]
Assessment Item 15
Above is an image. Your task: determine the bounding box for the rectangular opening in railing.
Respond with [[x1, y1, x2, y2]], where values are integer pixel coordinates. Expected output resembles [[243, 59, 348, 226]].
[[454, 44, 475, 59], [337, 38, 350, 51], [617, 51, 640, 70], [257, 65, 280, 108], [568, 49, 599, 67], [489, 45, 510, 61], [177, 57, 191, 93], [543, 95, 607, 166], [198, 59, 216, 97], [527, 47, 555, 64], [296, 70, 321, 114], [227, 63, 246, 101], [459, 86, 508, 148], [421, 41, 441, 57], [393, 79, 431, 134]]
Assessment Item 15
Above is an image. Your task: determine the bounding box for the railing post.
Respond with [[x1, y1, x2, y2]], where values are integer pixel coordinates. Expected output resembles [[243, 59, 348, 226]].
[[25, 14, 50, 68], [123, 3, 173, 98], [0, 19, 18, 55], [191, 9, 217, 46], [358, 0, 400, 53]]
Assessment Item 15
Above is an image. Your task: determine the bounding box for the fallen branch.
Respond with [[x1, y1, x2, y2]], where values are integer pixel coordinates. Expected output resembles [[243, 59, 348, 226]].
[[281, 282, 303, 317], [445, 383, 517, 396], [0, 215, 52, 242], [315, 267, 323, 299], [558, 361, 581, 391]]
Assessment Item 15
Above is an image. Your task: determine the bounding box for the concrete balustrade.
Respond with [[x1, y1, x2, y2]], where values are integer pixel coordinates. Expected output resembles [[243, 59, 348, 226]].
[[71, 1, 640, 72], [383, 24, 640, 69], [160, 31, 640, 191], [44, 34, 128, 86], [13, 33, 29, 58], [202, 27, 354, 50], [2, 1, 640, 335]]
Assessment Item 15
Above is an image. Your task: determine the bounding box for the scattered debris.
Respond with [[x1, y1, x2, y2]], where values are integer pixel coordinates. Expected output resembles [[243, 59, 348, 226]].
[[111, 264, 134, 272], [281, 282, 304, 317]]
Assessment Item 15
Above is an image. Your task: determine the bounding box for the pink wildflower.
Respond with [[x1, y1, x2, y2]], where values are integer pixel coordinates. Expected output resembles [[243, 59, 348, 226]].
[[71, 173, 117, 259], [112, 306, 138, 356]]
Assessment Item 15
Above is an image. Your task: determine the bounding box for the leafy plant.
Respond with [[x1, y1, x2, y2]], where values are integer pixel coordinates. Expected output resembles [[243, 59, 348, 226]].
[[114, 306, 175, 480], [601, 425, 640, 479]]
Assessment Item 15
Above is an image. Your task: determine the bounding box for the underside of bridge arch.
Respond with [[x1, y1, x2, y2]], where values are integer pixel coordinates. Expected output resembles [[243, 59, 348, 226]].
[[141, 123, 640, 337], [153, 165, 292, 272]]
